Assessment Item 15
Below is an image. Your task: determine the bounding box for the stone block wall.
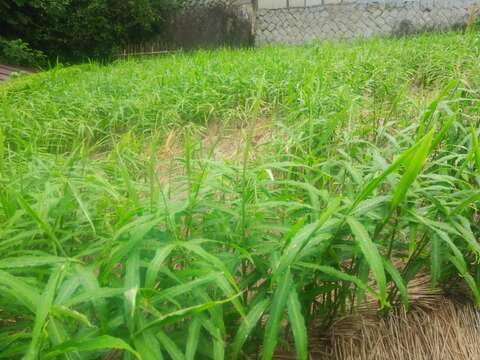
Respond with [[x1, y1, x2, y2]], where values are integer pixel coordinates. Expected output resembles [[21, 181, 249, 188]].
[[138, 0, 478, 51], [255, 0, 480, 45]]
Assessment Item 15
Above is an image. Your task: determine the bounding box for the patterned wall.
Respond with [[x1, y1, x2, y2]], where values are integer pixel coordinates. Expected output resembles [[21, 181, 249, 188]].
[[255, 0, 479, 44]]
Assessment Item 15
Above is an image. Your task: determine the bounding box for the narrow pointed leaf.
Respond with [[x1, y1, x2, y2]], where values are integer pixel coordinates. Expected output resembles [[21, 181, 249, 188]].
[[347, 217, 387, 307], [44, 335, 141, 359], [383, 259, 408, 309], [287, 288, 308, 360], [27, 266, 64, 359], [145, 244, 174, 289], [185, 317, 201, 360], [391, 129, 433, 209], [231, 299, 269, 359], [262, 269, 292, 360], [157, 331, 186, 360]]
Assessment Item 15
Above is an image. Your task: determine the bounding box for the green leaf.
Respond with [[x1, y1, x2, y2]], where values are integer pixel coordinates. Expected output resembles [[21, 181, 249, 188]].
[[383, 259, 408, 310], [452, 216, 480, 258], [448, 255, 480, 305], [134, 329, 165, 360], [145, 244, 175, 289], [355, 259, 370, 305], [136, 293, 242, 335], [391, 129, 433, 209], [72, 266, 112, 332], [185, 317, 201, 360], [64, 287, 126, 307], [44, 335, 141, 359], [54, 276, 81, 306], [262, 269, 292, 360], [297, 262, 378, 299], [151, 273, 222, 304], [26, 265, 64, 360], [416, 80, 457, 140], [106, 216, 161, 276], [287, 288, 307, 360], [197, 313, 224, 343], [347, 217, 387, 307], [51, 305, 93, 327], [431, 228, 480, 303], [231, 299, 269, 359], [0, 255, 69, 269], [430, 113, 456, 150], [15, 193, 65, 256], [0, 270, 40, 311], [215, 274, 247, 322], [157, 331, 186, 360], [67, 180, 96, 234], [180, 241, 244, 316], [451, 191, 480, 215], [212, 327, 225, 360], [275, 197, 340, 281], [46, 318, 80, 360], [471, 124, 480, 172], [408, 223, 418, 258], [134, 314, 164, 360], [348, 140, 423, 212], [125, 248, 140, 331], [272, 180, 326, 217]]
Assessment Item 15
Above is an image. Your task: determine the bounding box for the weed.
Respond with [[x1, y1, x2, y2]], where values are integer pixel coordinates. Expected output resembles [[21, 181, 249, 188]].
[[0, 31, 479, 359]]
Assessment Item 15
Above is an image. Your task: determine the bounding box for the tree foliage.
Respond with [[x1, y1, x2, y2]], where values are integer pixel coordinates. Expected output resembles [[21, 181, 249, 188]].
[[0, 0, 173, 64]]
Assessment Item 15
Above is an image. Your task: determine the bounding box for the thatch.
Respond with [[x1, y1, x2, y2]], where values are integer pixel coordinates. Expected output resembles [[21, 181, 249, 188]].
[[328, 297, 480, 360], [325, 272, 480, 359], [274, 272, 480, 359]]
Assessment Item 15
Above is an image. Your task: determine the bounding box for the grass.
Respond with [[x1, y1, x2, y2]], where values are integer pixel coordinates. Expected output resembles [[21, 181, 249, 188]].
[[0, 30, 480, 359]]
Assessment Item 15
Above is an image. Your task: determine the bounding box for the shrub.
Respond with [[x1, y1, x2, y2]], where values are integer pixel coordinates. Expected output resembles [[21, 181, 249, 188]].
[[0, 0, 173, 62], [0, 38, 46, 67]]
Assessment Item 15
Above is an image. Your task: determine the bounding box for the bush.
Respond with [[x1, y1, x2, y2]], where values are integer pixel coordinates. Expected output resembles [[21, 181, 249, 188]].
[[0, 38, 46, 67], [0, 0, 174, 62]]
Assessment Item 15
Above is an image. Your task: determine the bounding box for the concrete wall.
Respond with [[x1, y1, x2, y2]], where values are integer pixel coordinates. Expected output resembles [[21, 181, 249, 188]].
[[141, 0, 478, 51], [158, 0, 255, 49], [255, 0, 479, 45]]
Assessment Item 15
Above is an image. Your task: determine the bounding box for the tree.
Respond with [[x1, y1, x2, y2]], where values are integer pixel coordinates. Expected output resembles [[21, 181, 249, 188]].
[[0, 0, 173, 64]]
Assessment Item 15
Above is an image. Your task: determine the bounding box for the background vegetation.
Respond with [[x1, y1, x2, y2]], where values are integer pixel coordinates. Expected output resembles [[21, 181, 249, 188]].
[[0, 31, 479, 358], [0, 0, 174, 66]]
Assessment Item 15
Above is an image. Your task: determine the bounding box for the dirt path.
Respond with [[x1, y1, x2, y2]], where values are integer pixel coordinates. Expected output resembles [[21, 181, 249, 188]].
[[0, 64, 34, 82]]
